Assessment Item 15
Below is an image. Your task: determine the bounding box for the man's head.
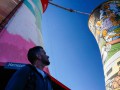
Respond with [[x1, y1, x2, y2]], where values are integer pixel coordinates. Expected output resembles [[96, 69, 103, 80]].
[[27, 46, 50, 68]]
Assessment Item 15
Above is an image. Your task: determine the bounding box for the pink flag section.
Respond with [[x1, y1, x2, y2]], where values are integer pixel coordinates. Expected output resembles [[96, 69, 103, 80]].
[[0, 29, 35, 63]]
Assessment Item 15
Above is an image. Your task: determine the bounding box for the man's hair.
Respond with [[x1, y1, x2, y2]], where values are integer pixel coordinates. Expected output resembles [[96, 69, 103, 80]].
[[27, 46, 43, 64]]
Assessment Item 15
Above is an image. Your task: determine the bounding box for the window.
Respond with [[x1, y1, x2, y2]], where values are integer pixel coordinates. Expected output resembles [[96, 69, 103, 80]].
[[117, 61, 120, 66], [107, 68, 112, 76]]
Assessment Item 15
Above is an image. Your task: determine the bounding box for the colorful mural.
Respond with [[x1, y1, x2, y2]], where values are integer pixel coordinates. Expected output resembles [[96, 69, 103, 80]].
[[0, 0, 20, 24], [88, 0, 120, 90], [0, 0, 48, 64]]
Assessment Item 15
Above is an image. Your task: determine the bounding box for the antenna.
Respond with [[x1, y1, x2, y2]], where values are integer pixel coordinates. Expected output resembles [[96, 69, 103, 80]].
[[48, 1, 90, 15]]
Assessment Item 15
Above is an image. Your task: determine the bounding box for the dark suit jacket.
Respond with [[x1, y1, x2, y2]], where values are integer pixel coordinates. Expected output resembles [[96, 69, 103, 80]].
[[5, 64, 52, 90]]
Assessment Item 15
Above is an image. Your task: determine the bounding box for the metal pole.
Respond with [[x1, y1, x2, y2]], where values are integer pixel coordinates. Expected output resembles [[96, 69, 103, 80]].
[[48, 1, 90, 15]]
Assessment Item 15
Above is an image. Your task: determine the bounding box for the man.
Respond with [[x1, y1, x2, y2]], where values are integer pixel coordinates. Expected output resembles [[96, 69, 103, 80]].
[[5, 46, 52, 90]]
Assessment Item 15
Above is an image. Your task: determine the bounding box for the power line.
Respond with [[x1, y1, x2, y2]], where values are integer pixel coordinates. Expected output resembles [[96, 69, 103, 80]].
[[48, 1, 90, 15]]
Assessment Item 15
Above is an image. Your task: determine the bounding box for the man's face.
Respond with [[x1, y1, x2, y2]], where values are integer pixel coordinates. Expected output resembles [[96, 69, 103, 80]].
[[37, 48, 50, 66]]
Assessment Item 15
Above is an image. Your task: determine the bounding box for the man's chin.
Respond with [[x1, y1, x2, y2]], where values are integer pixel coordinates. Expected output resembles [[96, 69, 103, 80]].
[[46, 61, 50, 65], [44, 61, 50, 66]]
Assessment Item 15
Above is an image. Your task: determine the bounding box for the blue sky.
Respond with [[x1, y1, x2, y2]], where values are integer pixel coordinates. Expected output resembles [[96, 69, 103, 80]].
[[42, 0, 107, 90]]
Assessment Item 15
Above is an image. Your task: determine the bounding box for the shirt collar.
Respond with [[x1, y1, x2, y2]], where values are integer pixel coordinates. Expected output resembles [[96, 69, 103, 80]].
[[36, 67, 46, 78]]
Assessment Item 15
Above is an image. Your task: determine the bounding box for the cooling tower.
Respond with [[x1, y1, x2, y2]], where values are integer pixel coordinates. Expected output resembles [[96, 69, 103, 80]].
[[88, 0, 120, 90], [0, 0, 48, 64]]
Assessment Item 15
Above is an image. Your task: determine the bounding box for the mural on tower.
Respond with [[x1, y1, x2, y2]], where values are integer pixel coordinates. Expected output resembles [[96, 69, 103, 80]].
[[0, 0, 48, 64], [88, 0, 120, 90]]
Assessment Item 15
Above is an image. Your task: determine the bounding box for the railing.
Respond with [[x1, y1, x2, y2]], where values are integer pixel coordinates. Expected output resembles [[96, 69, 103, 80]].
[[0, 0, 24, 31]]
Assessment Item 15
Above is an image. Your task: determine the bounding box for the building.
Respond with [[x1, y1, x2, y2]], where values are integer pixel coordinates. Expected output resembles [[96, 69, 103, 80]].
[[88, 0, 120, 90]]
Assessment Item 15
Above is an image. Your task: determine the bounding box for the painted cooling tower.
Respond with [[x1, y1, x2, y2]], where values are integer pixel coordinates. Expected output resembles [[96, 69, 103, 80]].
[[88, 0, 120, 90], [0, 0, 48, 64], [0, 1, 71, 89]]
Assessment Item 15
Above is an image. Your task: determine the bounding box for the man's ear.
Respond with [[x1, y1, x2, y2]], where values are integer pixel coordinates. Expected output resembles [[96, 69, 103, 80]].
[[36, 53, 42, 60]]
